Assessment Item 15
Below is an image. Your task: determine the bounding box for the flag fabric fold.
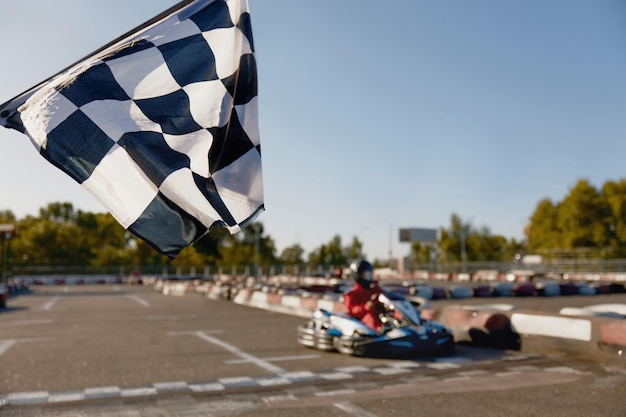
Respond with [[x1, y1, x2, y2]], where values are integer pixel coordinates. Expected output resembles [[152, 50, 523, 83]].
[[0, 0, 263, 258]]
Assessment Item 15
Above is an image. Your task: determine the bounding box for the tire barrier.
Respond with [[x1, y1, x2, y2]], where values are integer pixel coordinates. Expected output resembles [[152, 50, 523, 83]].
[[10, 272, 625, 363], [232, 288, 347, 318], [438, 304, 626, 363], [153, 278, 626, 363]]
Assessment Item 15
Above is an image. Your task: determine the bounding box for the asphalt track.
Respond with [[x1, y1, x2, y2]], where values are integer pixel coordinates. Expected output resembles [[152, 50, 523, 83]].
[[1, 285, 625, 416]]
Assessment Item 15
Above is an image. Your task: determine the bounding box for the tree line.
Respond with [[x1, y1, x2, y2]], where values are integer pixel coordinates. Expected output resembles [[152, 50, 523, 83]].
[[1, 178, 624, 270], [0, 202, 368, 270], [411, 178, 626, 265], [528, 179, 626, 259]]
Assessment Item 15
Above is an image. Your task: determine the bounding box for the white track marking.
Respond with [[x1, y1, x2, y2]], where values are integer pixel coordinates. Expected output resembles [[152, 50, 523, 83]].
[[147, 315, 198, 321], [166, 329, 223, 336], [0, 340, 17, 357], [335, 402, 381, 417], [40, 296, 60, 311], [224, 354, 320, 364], [192, 331, 286, 374], [126, 294, 150, 307], [0, 337, 53, 357]]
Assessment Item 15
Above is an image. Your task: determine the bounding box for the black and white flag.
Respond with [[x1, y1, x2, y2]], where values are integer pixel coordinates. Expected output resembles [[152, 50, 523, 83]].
[[0, 0, 263, 258]]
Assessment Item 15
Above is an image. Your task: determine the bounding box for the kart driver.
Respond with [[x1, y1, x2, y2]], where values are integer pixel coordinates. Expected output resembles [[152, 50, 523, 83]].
[[344, 260, 386, 330]]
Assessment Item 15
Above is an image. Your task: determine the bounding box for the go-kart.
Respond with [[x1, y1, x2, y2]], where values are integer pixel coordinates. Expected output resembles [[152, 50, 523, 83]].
[[297, 290, 455, 358]]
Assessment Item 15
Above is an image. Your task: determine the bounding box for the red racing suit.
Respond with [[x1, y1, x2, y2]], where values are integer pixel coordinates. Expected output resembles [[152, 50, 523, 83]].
[[344, 281, 385, 330]]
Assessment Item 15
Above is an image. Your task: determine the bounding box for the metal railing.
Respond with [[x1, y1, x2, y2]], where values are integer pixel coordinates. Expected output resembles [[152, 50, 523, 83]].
[[8, 258, 626, 280]]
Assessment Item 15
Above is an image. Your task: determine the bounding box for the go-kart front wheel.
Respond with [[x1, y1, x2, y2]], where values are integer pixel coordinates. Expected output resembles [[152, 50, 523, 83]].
[[297, 324, 336, 351]]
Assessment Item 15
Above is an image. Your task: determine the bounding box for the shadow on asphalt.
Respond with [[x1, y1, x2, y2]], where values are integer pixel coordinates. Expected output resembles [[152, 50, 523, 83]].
[[0, 305, 29, 314], [447, 344, 528, 362]]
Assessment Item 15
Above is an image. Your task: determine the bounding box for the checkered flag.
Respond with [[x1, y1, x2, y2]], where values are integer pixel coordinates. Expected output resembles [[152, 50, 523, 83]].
[[0, 0, 263, 258]]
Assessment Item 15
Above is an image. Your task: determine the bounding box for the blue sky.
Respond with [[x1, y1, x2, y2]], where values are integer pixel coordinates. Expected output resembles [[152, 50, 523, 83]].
[[1, 0, 625, 261]]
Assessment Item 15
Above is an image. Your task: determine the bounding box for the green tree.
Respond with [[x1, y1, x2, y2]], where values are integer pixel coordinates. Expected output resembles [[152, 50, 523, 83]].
[[325, 235, 347, 266], [438, 214, 464, 263], [88, 213, 133, 266], [435, 214, 513, 264], [0, 210, 16, 223], [280, 244, 305, 264], [39, 202, 77, 224], [410, 241, 432, 264], [216, 222, 276, 269], [130, 239, 169, 266], [346, 237, 363, 260], [528, 178, 626, 258], [193, 226, 231, 263], [172, 245, 205, 268], [557, 179, 611, 249], [471, 228, 508, 261], [528, 198, 560, 251], [13, 203, 88, 265], [602, 179, 626, 256], [308, 235, 364, 267], [308, 244, 327, 266]]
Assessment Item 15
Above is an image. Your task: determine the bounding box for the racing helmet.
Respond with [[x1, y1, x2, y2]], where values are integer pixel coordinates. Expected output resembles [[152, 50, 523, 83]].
[[350, 259, 374, 282]]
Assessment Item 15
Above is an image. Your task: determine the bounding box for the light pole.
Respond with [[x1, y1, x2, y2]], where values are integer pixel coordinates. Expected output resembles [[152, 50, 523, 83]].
[[459, 217, 475, 274], [460, 228, 467, 273], [254, 223, 260, 278], [0, 224, 15, 288]]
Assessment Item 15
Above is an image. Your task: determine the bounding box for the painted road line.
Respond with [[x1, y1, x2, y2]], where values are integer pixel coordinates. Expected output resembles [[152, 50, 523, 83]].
[[372, 367, 411, 376], [153, 381, 189, 392], [167, 329, 223, 335], [0, 362, 582, 408], [318, 371, 353, 380], [0, 340, 17, 357], [84, 386, 121, 400], [279, 370, 317, 381], [121, 387, 158, 397], [48, 391, 85, 403], [167, 329, 286, 374], [40, 296, 60, 311], [255, 376, 294, 386], [189, 382, 225, 393], [6, 391, 49, 405], [0, 337, 53, 357], [224, 354, 320, 364], [192, 331, 286, 374], [126, 294, 150, 307], [335, 402, 381, 417], [218, 376, 257, 387], [262, 394, 298, 403], [335, 366, 372, 373], [316, 389, 356, 397], [147, 315, 198, 321]]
